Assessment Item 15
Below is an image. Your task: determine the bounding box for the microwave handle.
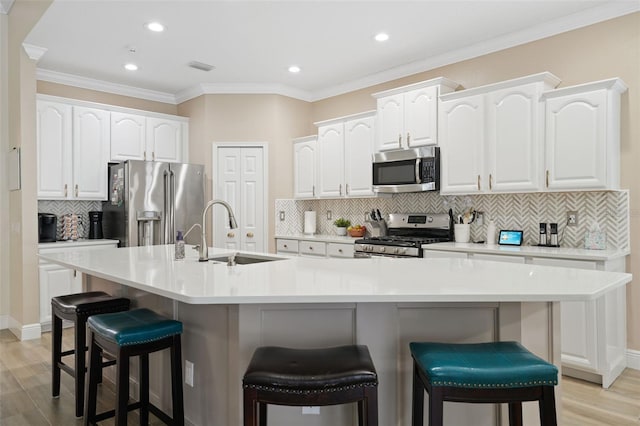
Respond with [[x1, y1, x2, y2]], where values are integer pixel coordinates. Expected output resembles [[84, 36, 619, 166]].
[[415, 159, 421, 184]]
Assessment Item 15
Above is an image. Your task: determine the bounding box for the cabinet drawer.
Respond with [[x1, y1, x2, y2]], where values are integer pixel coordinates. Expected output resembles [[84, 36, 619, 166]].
[[473, 253, 525, 263], [423, 250, 467, 259], [299, 241, 327, 256], [327, 243, 354, 258], [276, 239, 299, 254]]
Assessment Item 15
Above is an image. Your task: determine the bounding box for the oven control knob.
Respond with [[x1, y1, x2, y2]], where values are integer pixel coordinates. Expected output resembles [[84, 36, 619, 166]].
[[399, 248, 407, 255], [379, 247, 386, 253], [393, 248, 400, 254]]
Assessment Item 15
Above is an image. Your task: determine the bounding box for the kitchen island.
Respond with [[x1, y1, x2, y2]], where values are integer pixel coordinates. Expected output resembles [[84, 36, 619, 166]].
[[40, 245, 632, 426]]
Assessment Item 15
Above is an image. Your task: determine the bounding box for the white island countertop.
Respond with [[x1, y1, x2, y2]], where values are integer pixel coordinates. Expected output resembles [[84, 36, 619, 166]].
[[39, 244, 631, 305]]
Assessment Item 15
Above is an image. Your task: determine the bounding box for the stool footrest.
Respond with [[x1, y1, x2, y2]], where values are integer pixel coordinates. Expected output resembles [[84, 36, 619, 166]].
[[60, 349, 76, 357]]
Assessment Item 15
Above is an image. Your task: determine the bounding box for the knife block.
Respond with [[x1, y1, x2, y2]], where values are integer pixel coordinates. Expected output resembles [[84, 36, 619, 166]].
[[365, 220, 387, 237]]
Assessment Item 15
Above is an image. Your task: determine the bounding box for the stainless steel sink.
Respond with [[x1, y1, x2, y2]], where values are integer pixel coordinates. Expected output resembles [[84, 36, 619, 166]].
[[208, 253, 285, 265]]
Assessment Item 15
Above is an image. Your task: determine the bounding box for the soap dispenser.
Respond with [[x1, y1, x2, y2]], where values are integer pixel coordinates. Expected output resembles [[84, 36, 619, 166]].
[[175, 230, 185, 260]]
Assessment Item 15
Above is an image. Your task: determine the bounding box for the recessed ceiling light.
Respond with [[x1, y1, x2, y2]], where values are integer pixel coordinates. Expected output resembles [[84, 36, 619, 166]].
[[374, 33, 389, 42], [288, 65, 301, 73], [145, 22, 165, 32], [124, 63, 138, 71]]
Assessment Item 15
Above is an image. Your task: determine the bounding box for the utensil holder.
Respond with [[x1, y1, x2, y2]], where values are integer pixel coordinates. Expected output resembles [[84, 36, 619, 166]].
[[454, 224, 470, 243]]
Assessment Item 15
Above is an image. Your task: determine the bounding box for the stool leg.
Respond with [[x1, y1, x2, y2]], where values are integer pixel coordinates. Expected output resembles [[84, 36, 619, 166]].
[[74, 317, 87, 418], [539, 387, 557, 426], [115, 347, 130, 426], [170, 334, 185, 425], [259, 402, 267, 426], [243, 388, 258, 426], [358, 400, 364, 426], [364, 386, 378, 426], [139, 353, 149, 425], [83, 331, 101, 426], [428, 387, 444, 426], [508, 402, 523, 426], [51, 312, 62, 398], [412, 363, 424, 426]]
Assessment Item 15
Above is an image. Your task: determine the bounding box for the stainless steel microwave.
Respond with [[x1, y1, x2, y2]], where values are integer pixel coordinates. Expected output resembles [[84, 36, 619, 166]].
[[372, 146, 440, 193]]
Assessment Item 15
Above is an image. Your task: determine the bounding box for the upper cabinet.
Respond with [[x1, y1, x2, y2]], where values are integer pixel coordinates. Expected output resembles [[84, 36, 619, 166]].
[[111, 113, 186, 163], [372, 78, 459, 152], [541, 78, 627, 191], [293, 136, 317, 199], [439, 72, 561, 195], [316, 111, 376, 198], [37, 100, 110, 200]]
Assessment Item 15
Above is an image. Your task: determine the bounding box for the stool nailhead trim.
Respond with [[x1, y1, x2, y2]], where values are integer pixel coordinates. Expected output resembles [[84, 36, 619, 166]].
[[430, 379, 558, 388], [243, 381, 378, 395]]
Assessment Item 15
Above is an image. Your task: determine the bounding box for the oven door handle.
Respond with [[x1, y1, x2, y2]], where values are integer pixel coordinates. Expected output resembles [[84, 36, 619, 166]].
[[415, 159, 421, 184]]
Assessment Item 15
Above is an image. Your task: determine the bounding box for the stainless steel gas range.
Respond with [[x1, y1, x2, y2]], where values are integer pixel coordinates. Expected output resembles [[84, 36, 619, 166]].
[[354, 212, 453, 258]]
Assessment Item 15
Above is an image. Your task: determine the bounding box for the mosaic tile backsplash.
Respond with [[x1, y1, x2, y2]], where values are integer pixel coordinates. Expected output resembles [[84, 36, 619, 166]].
[[276, 190, 629, 251], [38, 200, 102, 240]]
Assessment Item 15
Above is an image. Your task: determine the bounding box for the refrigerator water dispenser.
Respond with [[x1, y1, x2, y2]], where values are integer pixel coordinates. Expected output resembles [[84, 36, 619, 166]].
[[137, 211, 161, 246]]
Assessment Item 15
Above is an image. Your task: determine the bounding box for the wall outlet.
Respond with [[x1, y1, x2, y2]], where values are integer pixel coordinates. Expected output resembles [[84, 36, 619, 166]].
[[185, 360, 194, 387], [326, 210, 332, 220], [302, 406, 320, 415], [567, 211, 578, 227], [279, 211, 285, 221]]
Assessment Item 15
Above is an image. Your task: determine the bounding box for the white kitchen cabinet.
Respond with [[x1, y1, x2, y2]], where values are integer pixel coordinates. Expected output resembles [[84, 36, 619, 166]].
[[299, 240, 327, 257], [37, 100, 110, 200], [541, 78, 627, 191], [315, 111, 375, 198], [275, 238, 354, 259], [372, 78, 458, 152], [439, 73, 560, 195], [276, 239, 299, 255], [293, 136, 317, 198], [422, 244, 627, 388], [38, 240, 119, 329], [327, 242, 355, 258], [111, 113, 186, 163]]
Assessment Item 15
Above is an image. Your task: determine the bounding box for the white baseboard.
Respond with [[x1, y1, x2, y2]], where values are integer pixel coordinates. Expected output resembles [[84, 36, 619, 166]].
[[0, 315, 8, 330], [626, 349, 640, 370], [7, 317, 42, 340]]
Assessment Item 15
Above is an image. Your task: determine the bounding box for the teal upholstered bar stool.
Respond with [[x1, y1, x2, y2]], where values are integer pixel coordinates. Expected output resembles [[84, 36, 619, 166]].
[[410, 341, 558, 426], [84, 308, 184, 426]]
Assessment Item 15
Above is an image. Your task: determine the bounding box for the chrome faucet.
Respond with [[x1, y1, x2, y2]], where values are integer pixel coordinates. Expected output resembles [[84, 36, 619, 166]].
[[199, 199, 238, 262]]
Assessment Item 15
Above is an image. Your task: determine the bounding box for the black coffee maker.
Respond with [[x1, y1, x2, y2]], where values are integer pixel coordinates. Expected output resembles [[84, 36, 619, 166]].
[[88, 211, 103, 239]]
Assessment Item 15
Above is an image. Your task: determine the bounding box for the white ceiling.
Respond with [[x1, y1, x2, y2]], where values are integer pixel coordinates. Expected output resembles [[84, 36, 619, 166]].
[[24, 1, 639, 104]]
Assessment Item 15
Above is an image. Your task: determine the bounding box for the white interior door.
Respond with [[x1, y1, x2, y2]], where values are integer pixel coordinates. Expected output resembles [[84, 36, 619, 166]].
[[214, 145, 266, 253]]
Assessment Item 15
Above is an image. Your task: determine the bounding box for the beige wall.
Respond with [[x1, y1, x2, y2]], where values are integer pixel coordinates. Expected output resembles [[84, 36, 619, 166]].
[[311, 13, 640, 350]]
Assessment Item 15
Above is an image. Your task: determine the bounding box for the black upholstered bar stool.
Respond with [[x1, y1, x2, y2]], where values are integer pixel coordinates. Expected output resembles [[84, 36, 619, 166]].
[[243, 345, 378, 426], [51, 291, 130, 418], [410, 341, 558, 426], [84, 308, 184, 426]]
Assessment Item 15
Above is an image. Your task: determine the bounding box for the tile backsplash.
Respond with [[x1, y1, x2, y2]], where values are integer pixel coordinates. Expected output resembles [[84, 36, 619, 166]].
[[38, 200, 102, 240], [276, 190, 629, 251]]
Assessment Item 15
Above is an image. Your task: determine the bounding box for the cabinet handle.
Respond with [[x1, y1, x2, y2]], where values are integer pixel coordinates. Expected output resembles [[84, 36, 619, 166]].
[[489, 174, 492, 191], [398, 133, 402, 147], [73, 270, 77, 278], [152, 151, 155, 161], [247, 232, 254, 238], [546, 170, 549, 188], [339, 184, 342, 196], [406, 132, 411, 146], [312, 185, 315, 197], [75, 184, 79, 197], [477, 175, 481, 191], [144, 150, 147, 161], [64, 184, 68, 197], [227, 232, 235, 238], [345, 184, 349, 195]]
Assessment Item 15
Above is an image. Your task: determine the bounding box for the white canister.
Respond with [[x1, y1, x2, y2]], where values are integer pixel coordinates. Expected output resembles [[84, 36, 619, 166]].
[[303, 211, 317, 235], [454, 224, 470, 243], [486, 220, 496, 245]]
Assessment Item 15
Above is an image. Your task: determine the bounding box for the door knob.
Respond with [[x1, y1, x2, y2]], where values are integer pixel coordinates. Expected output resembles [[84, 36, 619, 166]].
[[247, 232, 254, 238], [227, 232, 235, 238]]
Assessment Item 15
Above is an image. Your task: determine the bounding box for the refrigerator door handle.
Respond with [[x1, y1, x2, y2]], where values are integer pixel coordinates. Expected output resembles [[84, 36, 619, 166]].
[[169, 169, 176, 243], [164, 170, 171, 244]]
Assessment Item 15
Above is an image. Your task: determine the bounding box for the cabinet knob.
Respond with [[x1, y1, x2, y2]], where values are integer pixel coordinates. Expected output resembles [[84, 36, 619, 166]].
[[477, 175, 481, 191], [227, 232, 235, 238], [75, 184, 79, 197], [246, 232, 254, 238], [309, 246, 313, 250], [338, 249, 343, 253], [283, 244, 288, 248]]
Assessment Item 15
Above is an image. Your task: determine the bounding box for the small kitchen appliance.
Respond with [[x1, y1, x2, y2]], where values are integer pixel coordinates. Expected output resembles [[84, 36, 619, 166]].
[[38, 213, 57, 243], [372, 146, 440, 193], [549, 223, 559, 247], [539, 223, 548, 246], [88, 211, 103, 239], [354, 212, 452, 258]]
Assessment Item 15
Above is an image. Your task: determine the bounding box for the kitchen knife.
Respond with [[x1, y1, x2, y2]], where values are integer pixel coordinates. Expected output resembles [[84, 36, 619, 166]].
[[376, 209, 383, 221], [371, 209, 377, 221]]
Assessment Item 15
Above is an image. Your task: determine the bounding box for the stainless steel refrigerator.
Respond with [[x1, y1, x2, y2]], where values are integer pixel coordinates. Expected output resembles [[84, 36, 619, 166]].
[[102, 160, 205, 247]]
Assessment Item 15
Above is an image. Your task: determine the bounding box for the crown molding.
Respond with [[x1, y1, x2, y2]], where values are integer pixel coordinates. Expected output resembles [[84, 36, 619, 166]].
[[34, 2, 639, 105], [36, 68, 177, 104], [22, 43, 47, 61], [0, 0, 14, 14]]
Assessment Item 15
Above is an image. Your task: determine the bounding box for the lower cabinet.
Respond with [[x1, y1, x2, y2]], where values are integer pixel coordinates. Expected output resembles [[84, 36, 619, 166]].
[[423, 248, 627, 388], [276, 238, 354, 258], [38, 241, 119, 329]]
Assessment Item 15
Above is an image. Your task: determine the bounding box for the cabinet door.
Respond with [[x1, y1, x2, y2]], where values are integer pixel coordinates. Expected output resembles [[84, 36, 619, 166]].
[[110, 112, 146, 161], [293, 139, 317, 198], [404, 86, 438, 147], [439, 95, 485, 194], [146, 117, 183, 163], [375, 94, 404, 151], [344, 116, 374, 197], [487, 84, 541, 192], [317, 124, 345, 197], [73, 106, 110, 200], [38, 263, 81, 324], [545, 90, 607, 190], [37, 101, 72, 199]]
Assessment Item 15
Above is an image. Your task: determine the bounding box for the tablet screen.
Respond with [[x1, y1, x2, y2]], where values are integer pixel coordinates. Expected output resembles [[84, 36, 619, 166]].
[[499, 230, 523, 246]]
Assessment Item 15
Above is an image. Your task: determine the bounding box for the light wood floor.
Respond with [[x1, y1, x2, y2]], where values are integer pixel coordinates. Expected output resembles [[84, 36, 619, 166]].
[[1, 328, 639, 425]]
